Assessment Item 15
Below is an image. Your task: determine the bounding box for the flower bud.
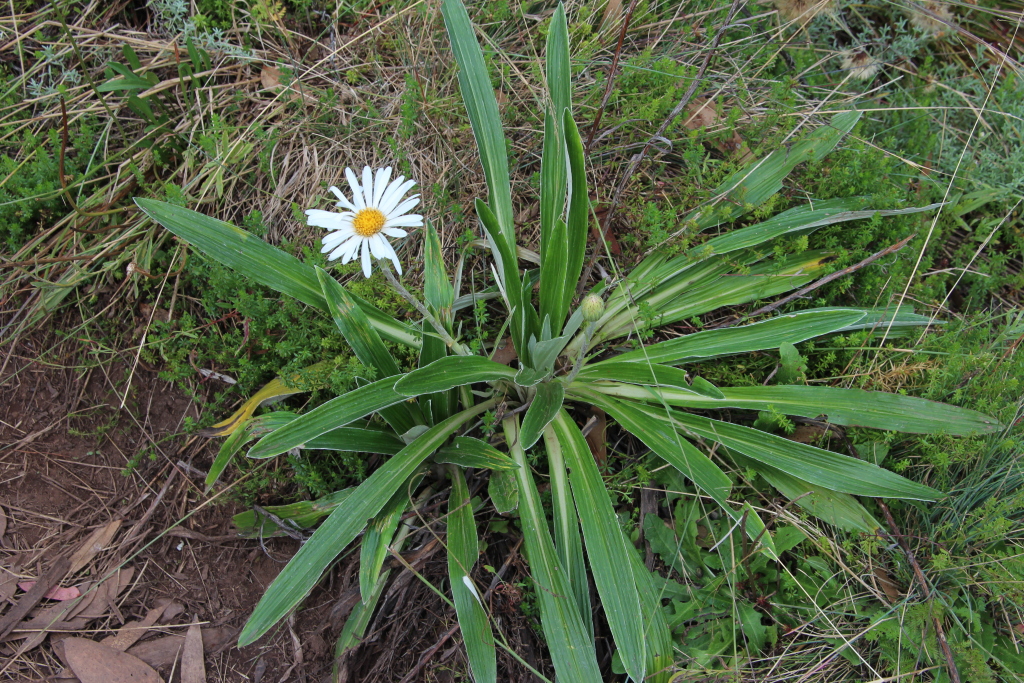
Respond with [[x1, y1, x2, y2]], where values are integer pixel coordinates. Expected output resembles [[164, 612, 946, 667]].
[[581, 294, 605, 322]]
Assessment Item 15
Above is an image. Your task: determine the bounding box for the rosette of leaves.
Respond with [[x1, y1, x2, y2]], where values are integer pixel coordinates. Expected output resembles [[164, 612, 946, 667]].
[[135, 2, 1000, 680]]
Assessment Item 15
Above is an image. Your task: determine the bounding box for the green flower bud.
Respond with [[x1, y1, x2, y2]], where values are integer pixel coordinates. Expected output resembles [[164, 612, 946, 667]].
[[581, 294, 605, 322]]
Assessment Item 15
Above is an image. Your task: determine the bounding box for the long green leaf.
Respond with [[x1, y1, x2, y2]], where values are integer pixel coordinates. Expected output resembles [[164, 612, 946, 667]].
[[434, 436, 520, 471], [579, 390, 777, 556], [317, 267, 419, 434], [562, 109, 589, 324], [247, 377, 407, 459], [440, 0, 514, 247], [206, 412, 296, 491], [670, 411, 941, 500], [239, 400, 494, 646], [609, 309, 867, 365], [394, 355, 516, 397], [359, 481, 413, 603], [503, 416, 601, 679], [550, 412, 646, 682], [135, 198, 419, 348], [731, 452, 881, 533], [304, 426, 405, 454], [700, 199, 942, 255], [542, 415, 592, 640], [233, 488, 353, 538], [582, 380, 1000, 435], [686, 110, 861, 229], [447, 466, 497, 683], [520, 381, 565, 450]]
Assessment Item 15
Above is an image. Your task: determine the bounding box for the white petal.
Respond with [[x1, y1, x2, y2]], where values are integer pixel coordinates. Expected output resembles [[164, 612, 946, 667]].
[[361, 166, 375, 208], [339, 235, 363, 263], [382, 227, 408, 238], [361, 240, 372, 278], [321, 230, 349, 252], [305, 209, 350, 230], [383, 215, 424, 228], [379, 235, 403, 276], [378, 176, 411, 214], [367, 233, 388, 258], [373, 167, 392, 206], [388, 196, 420, 219], [329, 233, 359, 261], [380, 179, 417, 215], [329, 186, 356, 211], [345, 168, 365, 211]]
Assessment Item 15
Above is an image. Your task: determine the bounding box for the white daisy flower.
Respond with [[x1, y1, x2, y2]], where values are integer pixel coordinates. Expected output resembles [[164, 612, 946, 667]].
[[305, 166, 423, 278]]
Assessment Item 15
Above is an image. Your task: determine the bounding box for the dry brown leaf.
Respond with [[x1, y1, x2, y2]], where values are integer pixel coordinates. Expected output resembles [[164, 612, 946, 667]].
[[64, 637, 163, 683], [584, 407, 608, 470], [491, 337, 518, 366], [155, 599, 185, 624], [0, 505, 7, 539], [126, 626, 236, 669], [77, 567, 135, 619], [0, 556, 70, 639], [0, 570, 22, 604], [69, 520, 123, 574], [786, 424, 829, 444], [260, 65, 281, 89], [873, 565, 902, 604], [101, 603, 171, 652], [181, 624, 206, 683]]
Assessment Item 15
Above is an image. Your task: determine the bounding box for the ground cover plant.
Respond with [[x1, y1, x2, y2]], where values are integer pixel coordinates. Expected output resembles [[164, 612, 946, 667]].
[[1, 0, 1022, 680]]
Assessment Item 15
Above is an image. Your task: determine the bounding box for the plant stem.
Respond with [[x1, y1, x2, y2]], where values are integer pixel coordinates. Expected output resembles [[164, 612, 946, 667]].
[[380, 262, 470, 356], [564, 322, 596, 385]]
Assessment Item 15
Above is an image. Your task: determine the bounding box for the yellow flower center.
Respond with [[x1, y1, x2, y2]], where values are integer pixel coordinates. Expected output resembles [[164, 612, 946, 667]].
[[353, 208, 386, 237]]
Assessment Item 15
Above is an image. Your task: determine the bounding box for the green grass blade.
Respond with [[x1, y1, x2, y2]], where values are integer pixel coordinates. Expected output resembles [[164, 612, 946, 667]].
[[550, 411, 647, 682], [247, 377, 407, 459], [440, 0, 514, 247], [520, 381, 565, 450], [447, 466, 497, 683], [503, 416, 601, 679], [239, 400, 494, 646], [134, 198, 420, 348], [394, 355, 516, 396], [423, 220, 455, 316], [539, 215, 569, 336], [233, 488, 353, 538], [205, 412, 296, 491]]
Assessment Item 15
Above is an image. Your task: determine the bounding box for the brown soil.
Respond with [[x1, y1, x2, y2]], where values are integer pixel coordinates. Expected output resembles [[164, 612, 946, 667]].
[[0, 331, 551, 682]]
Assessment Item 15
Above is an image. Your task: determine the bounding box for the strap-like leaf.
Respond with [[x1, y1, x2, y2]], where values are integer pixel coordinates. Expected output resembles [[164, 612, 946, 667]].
[[135, 198, 420, 348], [520, 381, 565, 449], [394, 355, 516, 397], [434, 436, 520, 470], [503, 416, 602, 679], [247, 377, 408, 459], [239, 400, 495, 646], [440, 0, 514, 247], [447, 466, 497, 683], [550, 411, 647, 682]]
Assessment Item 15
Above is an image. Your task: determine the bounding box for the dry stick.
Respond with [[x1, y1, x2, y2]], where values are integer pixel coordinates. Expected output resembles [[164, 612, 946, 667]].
[[584, 0, 641, 153], [711, 233, 916, 330], [876, 499, 961, 683], [578, 0, 744, 294]]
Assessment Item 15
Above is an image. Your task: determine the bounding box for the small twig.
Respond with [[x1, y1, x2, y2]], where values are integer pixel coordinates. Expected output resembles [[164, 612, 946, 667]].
[[712, 233, 916, 329], [584, 0, 641, 152], [379, 262, 469, 356], [876, 499, 961, 683]]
